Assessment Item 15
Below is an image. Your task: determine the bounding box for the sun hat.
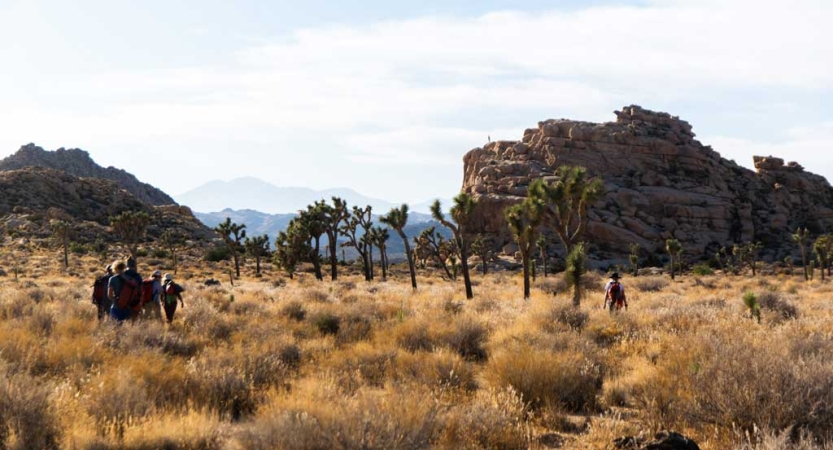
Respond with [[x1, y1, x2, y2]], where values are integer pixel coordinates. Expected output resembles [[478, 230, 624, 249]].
[[164, 273, 173, 282]]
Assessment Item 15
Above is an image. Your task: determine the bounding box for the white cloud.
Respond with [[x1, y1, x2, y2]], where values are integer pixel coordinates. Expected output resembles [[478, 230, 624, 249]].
[[1, 1, 832, 202]]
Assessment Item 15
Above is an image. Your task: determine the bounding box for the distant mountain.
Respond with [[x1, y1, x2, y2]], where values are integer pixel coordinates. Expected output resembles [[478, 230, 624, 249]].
[[175, 177, 452, 215], [0, 144, 176, 206], [194, 208, 450, 260]]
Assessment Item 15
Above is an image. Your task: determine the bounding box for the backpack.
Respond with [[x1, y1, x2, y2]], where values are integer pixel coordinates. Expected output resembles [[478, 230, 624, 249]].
[[164, 282, 183, 304], [92, 275, 109, 305], [115, 274, 141, 310], [137, 279, 155, 311], [609, 282, 625, 308]]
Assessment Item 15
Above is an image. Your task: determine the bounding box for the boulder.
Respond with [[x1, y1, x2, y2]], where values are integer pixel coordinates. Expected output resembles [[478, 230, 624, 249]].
[[614, 431, 700, 450], [461, 105, 833, 262]]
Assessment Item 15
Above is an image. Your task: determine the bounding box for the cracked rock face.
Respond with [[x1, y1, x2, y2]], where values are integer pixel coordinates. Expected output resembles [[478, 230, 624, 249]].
[[461, 105, 833, 261]]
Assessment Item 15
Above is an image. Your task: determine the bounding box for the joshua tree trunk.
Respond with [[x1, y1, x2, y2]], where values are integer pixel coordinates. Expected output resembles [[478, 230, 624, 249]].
[[255, 256, 261, 275], [460, 240, 473, 300], [232, 252, 240, 278], [398, 231, 417, 290], [368, 243, 375, 281], [800, 246, 809, 281], [312, 237, 323, 281], [173, 252, 178, 275], [669, 254, 676, 280], [62, 243, 69, 269], [328, 232, 338, 281], [522, 253, 531, 299]]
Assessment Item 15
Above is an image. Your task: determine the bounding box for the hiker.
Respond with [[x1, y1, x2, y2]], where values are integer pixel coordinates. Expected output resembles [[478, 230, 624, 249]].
[[162, 273, 185, 324], [92, 264, 113, 321], [603, 272, 628, 312], [141, 270, 164, 321], [108, 258, 142, 322]]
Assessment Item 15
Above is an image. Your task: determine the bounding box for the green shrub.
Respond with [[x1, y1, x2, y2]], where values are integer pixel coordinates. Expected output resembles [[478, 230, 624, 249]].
[[69, 242, 88, 254], [692, 264, 714, 276], [313, 312, 341, 336], [152, 249, 169, 258], [204, 245, 232, 262], [135, 248, 149, 257]]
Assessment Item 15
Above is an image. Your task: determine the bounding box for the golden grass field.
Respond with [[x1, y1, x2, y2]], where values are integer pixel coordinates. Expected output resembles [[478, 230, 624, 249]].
[[1, 250, 832, 449]]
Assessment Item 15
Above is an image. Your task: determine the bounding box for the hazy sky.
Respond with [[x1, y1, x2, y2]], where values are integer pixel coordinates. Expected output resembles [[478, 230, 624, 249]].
[[1, 0, 831, 203]]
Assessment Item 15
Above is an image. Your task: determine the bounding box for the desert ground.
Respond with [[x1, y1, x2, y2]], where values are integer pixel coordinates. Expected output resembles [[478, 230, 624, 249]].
[[1, 249, 832, 450]]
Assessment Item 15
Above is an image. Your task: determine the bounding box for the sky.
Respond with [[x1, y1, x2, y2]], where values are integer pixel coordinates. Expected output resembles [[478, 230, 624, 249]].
[[1, 0, 832, 204]]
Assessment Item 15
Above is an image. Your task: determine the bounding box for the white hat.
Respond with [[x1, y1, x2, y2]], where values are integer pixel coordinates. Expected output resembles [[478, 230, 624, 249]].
[[164, 273, 173, 282]]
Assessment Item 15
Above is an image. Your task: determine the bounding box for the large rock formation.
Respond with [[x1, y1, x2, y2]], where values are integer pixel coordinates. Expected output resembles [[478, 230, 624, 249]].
[[462, 106, 833, 262], [0, 167, 213, 243], [0, 144, 175, 206]]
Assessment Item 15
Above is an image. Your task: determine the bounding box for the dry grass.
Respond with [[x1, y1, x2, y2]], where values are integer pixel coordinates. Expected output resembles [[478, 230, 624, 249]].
[[0, 253, 832, 449]]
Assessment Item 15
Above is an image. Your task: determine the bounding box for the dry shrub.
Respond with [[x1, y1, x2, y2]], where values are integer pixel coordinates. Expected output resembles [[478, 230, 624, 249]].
[[543, 304, 590, 333], [78, 411, 223, 450], [181, 300, 235, 342], [0, 368, 62, 449], [281, 300, 306, 321], [234, 384, 441, 450], [327, 343, 397, 388], [85, 368, 153, 440], [483, 344, 603, 413], [439, 317, 489, 362], [632, 276, 669, 292], [393, 319, 435, 352], [187, 353, 259, 421], [394, 350, 478, 391], [650, 328, 833, 439], [303, 287, 330, 303], [336, 311, 374, 345], [311, 311, 340, 336], [438, 387, 530, 450], [756, 291, 799, 321]]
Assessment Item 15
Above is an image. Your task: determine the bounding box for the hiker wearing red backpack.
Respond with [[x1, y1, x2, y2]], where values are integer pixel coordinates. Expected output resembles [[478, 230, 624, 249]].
[[162, 273, 185, 324], [603, 273, 628, 312], [140, 270, 164, 321], [92, 264, 113, 321], [108, 258, 143, 322]]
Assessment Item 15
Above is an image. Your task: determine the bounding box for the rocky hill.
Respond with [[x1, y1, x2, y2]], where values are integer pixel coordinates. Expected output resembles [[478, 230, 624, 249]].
[[0, 144, 175, 206], [0, 167, 213, 244], [462, 105, 833, 262]]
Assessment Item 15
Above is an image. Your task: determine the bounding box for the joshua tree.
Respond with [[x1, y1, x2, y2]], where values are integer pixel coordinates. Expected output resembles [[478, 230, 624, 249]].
[[792, 227, 810, 281], [370, 226, 390, 281], [431, 193, 477, 299], [215, 218, 246, 278], [813, 235, 833, 281], [244, 234, 270, 276], [536, 234, 549, 278], [628, 243, 641, 277], [380, 204, 417, 290], [110, 211, 151, 260], [743, 291, 761, 324], [415, 226, 457, 280], [274, 219, 310, 279], [734, 242, 763, 277], [666, 238, 682, 280], [50, 220, 72, 269], [784, 256, 794, 276], [159, 230, 185, 274], [470, 234, 494, 276], [565, 242, 588, 307], [340, 205, 373, 281], [534, 166, 604, 255], [505, 192, 544, 299], [323, 197, 350, 281], [299, 204, 328, 281]]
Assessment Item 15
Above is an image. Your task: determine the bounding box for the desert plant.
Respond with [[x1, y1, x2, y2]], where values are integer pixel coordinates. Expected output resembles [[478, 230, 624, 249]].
[[110, 211, 151, 260], [792, 227, 810, 281], [813, 234, 832, 281], [369, 226, 389, 281], [298, 202, 328, 281], [244, 234, 270, 276], [274, 219, 310, 279], [505, 192, 544, 299], [665, 239, 682, 280], [215, 217, 246, 278], [471, 234, 495, 276], [733, 242, 763, 276], [321, 197, 350, 281], [380, 204, 418, 290], [533, 166, 604, 255], [564, 242, 588, 307], [743, 291, 761, 323], [415, 226, 456, 280], [432, 193, 478, 299], [536, 234, 549, 278], [159, 229, 185, 274], [49, 219, 72, 269], [628, 242, 641, 277], [340, 205, 374, 281]]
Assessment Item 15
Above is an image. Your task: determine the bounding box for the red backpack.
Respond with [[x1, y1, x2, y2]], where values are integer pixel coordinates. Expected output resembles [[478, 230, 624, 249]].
[[92, 275, 110, 305], [609, 281, 625, 308], [135, 279, 155, 312], [115, 275, 141, 310]]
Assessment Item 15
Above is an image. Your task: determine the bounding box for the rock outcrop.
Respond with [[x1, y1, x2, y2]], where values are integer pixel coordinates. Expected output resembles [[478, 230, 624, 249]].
[[0, 144, 175, 206], [462, 105, 833, 262], [0, 167, 213, 243]]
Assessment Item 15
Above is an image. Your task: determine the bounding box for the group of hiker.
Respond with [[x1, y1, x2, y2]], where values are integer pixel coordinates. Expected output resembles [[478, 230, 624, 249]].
[[91, 257, 185, 323]]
